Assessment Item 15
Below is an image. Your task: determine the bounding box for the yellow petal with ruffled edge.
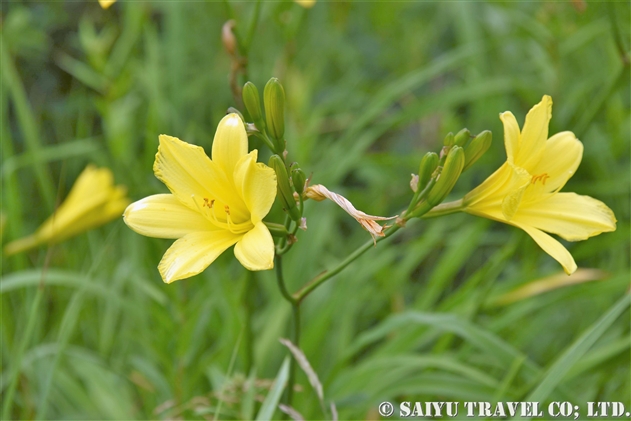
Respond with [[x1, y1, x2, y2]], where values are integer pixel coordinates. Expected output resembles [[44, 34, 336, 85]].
[[153, 134, 248, 222], [513, 193, 617, 241], [233, 150, 277, 225], [234, 221, 274, 270], [526, 131, 582, 199], [159, 231, 240, 283], [124, 194, 218, 239]]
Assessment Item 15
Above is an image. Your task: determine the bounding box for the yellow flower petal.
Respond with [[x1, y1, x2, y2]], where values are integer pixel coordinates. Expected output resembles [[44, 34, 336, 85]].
[[233, 150, 277, 225], [233, 221, 274, 270], [4, 165, 129, 255], [516, 95, 551, 169], [512, 222, 577, 275], [294, 0, 316, 8], [153, 134, 248, 221], [211, 114, 248, 181], [124, 194, 218, 239], [158, 231, 240, 283], [514, 193, 617, 241], [500, 111, 520, 164], [527, 131, 582, 198], [500, 163, 531, 220], [459, 96, 616, 275], [98, 0, 116, 9]]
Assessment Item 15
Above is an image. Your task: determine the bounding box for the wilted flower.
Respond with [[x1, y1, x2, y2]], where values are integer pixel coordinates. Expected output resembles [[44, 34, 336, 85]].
[[305, 184, 396, 244], [4, 165, 129, 255], [123, 114, 277, 283], [460, 96, 616, 274]]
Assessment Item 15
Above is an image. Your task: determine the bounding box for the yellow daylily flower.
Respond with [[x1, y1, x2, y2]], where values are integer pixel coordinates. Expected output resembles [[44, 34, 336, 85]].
[[459, 95, 616, 274], [4, 165, 130, 255], [294, 0, 316, 8], [123, 113, 277, 283], [98, 0, 116, 9]]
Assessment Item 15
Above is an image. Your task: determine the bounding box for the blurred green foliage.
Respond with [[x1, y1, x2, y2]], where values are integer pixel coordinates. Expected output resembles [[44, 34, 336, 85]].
[[1, 1, 629, 420]]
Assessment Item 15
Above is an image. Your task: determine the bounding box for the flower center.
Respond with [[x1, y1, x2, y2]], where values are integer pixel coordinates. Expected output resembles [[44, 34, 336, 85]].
[[531, 173, 550, 186], [193, 195, 252, 234]]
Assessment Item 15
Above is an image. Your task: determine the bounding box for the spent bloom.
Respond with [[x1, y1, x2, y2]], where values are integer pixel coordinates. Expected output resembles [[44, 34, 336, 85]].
[[124, 114, 277, 283], [306, 184, 396, 244], [460, 95, 616, 274], [4, 165, 129, 255]]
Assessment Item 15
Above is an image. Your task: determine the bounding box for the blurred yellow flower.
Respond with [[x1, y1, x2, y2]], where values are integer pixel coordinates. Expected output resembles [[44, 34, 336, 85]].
[[4, 165, 129, 255], [124, 114, 277, 283], [294, 0, 316, 8], [98, 0, 116, 9], [461, 95, 616, 274]]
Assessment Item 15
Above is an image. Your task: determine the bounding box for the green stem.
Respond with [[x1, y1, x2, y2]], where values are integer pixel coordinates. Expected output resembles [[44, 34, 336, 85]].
[[422, 199, 464, 218], [264, 221, 289, 237], [293, 223, 402, 303], [243, 271, 256, 374], [274, 255, 300, 410]]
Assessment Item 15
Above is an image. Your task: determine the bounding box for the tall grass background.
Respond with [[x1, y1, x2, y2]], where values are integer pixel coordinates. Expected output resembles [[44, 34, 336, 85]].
[[1, 1, 629, 420]]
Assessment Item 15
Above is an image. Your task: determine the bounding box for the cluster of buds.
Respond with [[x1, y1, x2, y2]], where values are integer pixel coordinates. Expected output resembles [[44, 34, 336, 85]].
[[241, 79, 307, 224], [405, 129, 492, 220]]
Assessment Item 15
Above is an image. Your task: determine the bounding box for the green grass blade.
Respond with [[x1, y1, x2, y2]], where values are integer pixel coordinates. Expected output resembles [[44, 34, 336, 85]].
[[255, 357, 290, 421]]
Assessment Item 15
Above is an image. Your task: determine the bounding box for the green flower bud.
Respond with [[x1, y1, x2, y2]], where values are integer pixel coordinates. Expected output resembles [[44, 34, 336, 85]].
[[269, 155, 301, 221], [463, 130, 492, 171], [291, 166, 307, 196], [418, 152, 439, 189], [427, 146, 464, 207], [454, 128, 471, 147], [242, 82, 265, 131], [443, 132, 454, 147], [264, 78, 285, 143]]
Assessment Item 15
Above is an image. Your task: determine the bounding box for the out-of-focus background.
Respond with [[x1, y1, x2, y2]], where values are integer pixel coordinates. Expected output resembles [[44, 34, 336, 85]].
[[1, 1, 629, 419]]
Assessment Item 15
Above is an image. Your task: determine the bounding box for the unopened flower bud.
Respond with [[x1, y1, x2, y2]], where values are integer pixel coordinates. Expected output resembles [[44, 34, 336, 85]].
[[443, 132, 454, 147], [222, 20, 238, 57], [264, 78, 285, 144], [269, 155, 301, 221], [242, 82, 266, 131], [418, 152, 439, 189], [454, 128, 471, 147], [427, 146, 464, 206], [463, 130, 492, 171], [291, 166, 307, 196]]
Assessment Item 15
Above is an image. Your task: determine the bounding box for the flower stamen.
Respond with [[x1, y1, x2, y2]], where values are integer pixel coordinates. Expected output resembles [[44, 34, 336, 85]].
[[531, 173, 550, 185]]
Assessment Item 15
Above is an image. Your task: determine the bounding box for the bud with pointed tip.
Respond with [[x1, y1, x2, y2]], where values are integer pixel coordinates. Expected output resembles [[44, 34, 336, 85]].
[[454, 128, 471, 147], [291, 166, 307, 196], [418, 152, 439, 190], [443, 132, 454, 147], [264, 78, 285, 148], [242, 82, 266, 132], [463, 130, 492, 171], [269, 155, 301, 221], [427, 146, 464, 207]]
